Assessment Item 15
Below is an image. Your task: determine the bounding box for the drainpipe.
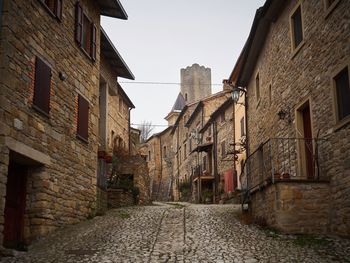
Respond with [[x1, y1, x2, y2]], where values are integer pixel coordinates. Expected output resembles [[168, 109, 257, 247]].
[[244, 90, 249, 189], [213, 122, 218, 195], [157, 136, 163, 200]]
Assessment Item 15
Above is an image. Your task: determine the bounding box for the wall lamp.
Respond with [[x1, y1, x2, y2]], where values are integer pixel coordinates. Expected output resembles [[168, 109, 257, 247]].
[[277, 108, 292, 123], [59, 72, 68, 81], [230, 85, 246, 105]]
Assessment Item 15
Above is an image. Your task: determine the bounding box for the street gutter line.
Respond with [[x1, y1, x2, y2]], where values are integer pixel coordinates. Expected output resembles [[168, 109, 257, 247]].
[[147, 209, 167, 263]]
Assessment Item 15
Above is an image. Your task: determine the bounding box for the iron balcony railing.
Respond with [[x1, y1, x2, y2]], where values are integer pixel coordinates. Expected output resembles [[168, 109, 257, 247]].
[[241, 137, 328, 194]]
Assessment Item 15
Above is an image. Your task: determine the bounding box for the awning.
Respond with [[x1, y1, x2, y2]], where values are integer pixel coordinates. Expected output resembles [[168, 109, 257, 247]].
[[191, 142, 213, 153]]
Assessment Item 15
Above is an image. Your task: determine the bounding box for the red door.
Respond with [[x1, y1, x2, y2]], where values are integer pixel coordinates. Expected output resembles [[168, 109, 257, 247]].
[[302, 106, 314, 179], [3, 162, 28, 249]]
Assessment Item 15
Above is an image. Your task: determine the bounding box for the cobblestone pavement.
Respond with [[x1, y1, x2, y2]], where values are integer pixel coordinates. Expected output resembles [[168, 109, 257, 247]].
[[1, 203, 350, 263]]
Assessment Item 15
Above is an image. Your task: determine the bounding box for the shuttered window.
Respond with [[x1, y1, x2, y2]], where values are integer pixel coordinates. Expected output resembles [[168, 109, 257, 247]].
[[77, 95, 89, 142], [334, 67, 350, 121], [33, 57, 51, 115], [291, 6, 303, 49], [75, 2, 97, 61], [39, 0, 62, 20]]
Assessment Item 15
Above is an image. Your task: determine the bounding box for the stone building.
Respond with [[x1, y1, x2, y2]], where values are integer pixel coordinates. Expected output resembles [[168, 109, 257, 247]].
[[229, 0, 350, 236], [0, 0, 133, 249], [181, 63, 211, 104], [96, 28, 135, 214], [144, 126, 174, 201]]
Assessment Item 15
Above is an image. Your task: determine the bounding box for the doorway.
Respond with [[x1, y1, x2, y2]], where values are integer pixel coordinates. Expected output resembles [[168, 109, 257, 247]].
[[3, 161, 28, 250], [296, 100, 314, 179]]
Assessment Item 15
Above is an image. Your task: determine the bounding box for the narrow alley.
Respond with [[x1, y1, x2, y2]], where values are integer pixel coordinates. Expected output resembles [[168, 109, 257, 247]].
[[2, 203, 349, 263]]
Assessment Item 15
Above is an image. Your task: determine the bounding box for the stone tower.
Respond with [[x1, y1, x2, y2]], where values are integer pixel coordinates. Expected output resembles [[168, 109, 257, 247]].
[[180, 64, 211, 104]]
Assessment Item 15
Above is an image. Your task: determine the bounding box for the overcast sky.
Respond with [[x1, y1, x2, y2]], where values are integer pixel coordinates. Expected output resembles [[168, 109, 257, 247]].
[[101, 0, 265, 133]]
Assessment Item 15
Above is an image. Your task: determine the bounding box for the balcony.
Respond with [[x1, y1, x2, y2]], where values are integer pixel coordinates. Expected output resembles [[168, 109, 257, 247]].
[[242, 137, 329, 194]]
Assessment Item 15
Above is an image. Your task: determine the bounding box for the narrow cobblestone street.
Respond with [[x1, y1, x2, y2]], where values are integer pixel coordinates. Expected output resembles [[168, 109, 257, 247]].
[[1, 203, 349, 263]]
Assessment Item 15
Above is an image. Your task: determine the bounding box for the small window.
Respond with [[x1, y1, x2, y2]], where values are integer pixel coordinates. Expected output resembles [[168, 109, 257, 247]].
[[220, 112, 225, 123], [268, 84, 272, 105], [148, 151, 151, 161], [334, 66, 350, 122], [163, 146, 167, 158], [291, 5, 303, 50], [240, 117, 245, 137], [221, 141, 226, 158], [203, 156, 207, 171], [119, 97, 123, 112], [33, 57, 52, 115], [39, 0, 62, 20], [185, 93, 188, 101], [77, 95, 89, 142], [255, 73, 260, 102], [184, 144, 187, 159], [75, 2, 96, 60]]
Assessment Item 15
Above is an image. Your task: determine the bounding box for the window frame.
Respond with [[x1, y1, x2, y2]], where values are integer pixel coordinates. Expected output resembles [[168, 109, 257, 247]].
[[38, 0, 62, 21], [75, 2, 97, 61], [323, 0, 340, 18], [289, 2, 305, 57], [331, 62, 350, 130]]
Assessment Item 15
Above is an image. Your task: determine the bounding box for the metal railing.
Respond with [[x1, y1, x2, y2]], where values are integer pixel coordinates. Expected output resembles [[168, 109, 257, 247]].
[[241, 137, 328, 195]]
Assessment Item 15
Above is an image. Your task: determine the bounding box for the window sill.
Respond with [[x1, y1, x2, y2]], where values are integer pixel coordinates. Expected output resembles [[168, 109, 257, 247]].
[[291, 40, 305, 59], [80, 47, 94, 63], [76, 134, 89, 144], [32, 104, 50, 119], [334, 115, 350, 131], [324, 0, 340, 19]]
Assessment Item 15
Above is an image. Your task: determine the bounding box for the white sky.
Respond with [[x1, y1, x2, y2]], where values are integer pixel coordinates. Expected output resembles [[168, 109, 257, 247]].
[[101, 0, 265, 133]]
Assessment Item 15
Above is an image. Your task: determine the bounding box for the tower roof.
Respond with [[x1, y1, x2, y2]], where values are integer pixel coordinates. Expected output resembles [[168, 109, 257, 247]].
[[171, 92, 186, 111]]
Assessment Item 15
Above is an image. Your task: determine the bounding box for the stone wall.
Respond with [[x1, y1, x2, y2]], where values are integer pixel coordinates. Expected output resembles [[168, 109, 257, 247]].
[[107, 189, 134, 208], [0, 0, 102, 245], [244, 0, 350, 236], [250, 181, 330, 234], [181, 64, 211, 104]]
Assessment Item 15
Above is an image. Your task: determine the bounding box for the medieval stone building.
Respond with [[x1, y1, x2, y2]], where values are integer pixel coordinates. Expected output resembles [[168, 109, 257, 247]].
[[0, 0, 136, 249], [230, 0, 350, 236]]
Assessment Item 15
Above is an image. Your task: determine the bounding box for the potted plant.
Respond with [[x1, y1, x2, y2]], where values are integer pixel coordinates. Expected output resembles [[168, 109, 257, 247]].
[[202, 189, 213, 204]]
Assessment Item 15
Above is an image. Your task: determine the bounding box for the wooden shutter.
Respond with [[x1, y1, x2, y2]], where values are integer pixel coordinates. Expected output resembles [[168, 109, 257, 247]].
[[55, 0, 62, 20], [91, 24, 97, 61], [33, 57, 51, 115], [75, 2, 83, 45], [77, 95, 89, 141]]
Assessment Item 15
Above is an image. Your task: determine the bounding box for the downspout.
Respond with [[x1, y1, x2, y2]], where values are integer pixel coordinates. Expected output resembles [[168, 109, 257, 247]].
[[244, 90, 249, 189], [157, 136, 163, 200], [213, 122, 218, 194], [233, 99, 237, 191], [176, 127, 180, 201]]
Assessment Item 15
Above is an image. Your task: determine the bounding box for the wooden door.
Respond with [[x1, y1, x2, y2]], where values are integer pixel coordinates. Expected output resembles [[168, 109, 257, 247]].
[[302, 106, 314, 179], [3, 162, 28, 249]]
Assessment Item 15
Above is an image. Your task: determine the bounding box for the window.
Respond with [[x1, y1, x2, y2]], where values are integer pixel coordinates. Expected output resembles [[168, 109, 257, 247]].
[[203, 156, 207, 171], [184, 144, 187, 159], [33, 57, 52, 115], [148, 151, 151, 161], [334, 66, 350, 122], [163, 146, 167, 158], [220, 112, 225, 123], [291, 5, 303, 50], [77, 95, 89, 142], [255, 73, 260, 102], [221, 141, 226, 158], [185, 93, 188, 101], [240, 117, 245, 137], [75, 2, 96, 60], [268, 84, 272, 105], [38, 0, 62, 20]]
